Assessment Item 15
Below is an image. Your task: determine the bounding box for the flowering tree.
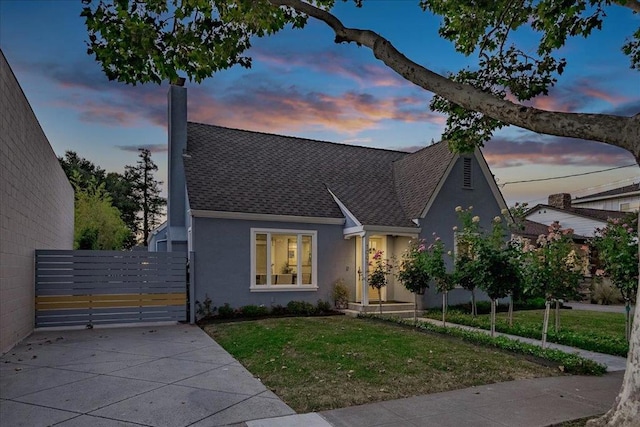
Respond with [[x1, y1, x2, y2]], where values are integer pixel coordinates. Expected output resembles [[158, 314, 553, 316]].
[[368, 249, 392, 315], [397, 239, 431, 321], [521, 222, 588, 347], [452, 206, 481, 317], [424, 236, 454, 326], [593, 216, 638, 342], [454, 207, 522, 336]]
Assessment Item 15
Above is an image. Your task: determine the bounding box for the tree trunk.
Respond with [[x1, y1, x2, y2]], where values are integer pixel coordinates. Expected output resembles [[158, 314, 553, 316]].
[[586, 297, 639, 426], [414, 292, 417, 323], [378, 288, 382, 315], [490, 299, 496, 337], [555, 299, 560, 333], [442, 292, 446, 327], [471, 288, 477, 317], [508, 293, 514, 327], [586, 200, 640, 427], [625, 300, 631, 342], [542, 300, 551, 348]]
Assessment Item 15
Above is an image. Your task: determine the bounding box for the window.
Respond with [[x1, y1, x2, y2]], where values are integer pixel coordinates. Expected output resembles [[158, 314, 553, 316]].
[[462, 157, 472, 188], [251, 228, 317, 290], [620, 202, 631, 212]]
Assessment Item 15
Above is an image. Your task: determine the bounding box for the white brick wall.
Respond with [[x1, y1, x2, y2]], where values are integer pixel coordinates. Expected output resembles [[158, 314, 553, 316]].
[[0, 50, 74, 354]]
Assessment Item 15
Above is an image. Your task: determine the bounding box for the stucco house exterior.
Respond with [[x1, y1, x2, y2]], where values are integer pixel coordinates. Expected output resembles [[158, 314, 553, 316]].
[[152, 84, 509, 314]]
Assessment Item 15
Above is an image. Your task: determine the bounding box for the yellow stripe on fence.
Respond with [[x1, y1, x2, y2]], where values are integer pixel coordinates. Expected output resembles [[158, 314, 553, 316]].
[[35, 293, 186, 310]]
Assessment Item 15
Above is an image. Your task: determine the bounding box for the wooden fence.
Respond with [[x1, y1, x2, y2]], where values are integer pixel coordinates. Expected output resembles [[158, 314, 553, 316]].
[[35, 250, 187, 328]]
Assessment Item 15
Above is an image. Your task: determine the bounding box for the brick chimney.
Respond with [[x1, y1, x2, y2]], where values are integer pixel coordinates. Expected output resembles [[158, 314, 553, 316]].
[[548, 193, 572, 209]]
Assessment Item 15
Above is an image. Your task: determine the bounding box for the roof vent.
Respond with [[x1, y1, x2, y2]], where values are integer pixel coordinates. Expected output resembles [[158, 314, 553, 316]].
[[462, 157, 472, 188]]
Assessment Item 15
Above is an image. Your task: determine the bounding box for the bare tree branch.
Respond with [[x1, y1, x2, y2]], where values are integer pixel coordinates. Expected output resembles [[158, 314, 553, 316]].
[[616, 0, 640, 13], [269, 0, 640, 160]]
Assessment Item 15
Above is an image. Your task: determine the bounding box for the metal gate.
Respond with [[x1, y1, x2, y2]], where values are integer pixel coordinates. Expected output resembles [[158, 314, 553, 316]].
[[35, 250, 187, 328]]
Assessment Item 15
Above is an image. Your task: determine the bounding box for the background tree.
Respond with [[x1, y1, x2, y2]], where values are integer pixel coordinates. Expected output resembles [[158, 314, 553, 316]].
[[81, 1, 640, 424], [60, 151, 136, 247], [593, 215, 639, 341], [125, 149, 166, 244], [422, 236, 453, 326], [71, 172, 130, 250], [453, 206, 481, 317]]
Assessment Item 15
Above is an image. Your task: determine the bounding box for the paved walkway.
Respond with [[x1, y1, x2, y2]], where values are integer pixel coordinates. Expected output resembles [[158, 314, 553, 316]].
[[0, 324, 297, 426], [0, 321, 627, 427], [565, 302, 635, 315]]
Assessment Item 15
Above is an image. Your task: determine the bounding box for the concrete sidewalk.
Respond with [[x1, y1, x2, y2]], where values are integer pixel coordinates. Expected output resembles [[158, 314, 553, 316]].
[[320, 372, 622, 427], [565, 302, 635, 315]]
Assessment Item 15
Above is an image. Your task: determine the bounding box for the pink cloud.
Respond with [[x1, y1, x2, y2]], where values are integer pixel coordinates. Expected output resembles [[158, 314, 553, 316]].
[[483, 135, 636, 168]]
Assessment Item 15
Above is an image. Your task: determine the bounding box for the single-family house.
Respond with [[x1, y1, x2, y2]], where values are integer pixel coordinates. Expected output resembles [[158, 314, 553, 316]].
[[524, 193, 629, 238], [572, 183, 640, 212], [152, 84, 509, 314]]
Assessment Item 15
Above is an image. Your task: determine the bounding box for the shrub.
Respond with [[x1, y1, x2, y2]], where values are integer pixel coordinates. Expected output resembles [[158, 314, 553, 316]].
[[316, 299, 332, 313], [287, 300, 317, 315], [271, 304, 287, 315], [331, 279, 350, 309], [239, 304, 270, 318], [590, 278, 623, 305], [217, 303, 235, 319], [195, 294, 215, 321]]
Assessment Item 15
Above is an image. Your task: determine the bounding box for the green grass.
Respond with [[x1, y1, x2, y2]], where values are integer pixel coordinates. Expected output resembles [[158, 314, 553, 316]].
[[203, 316, 561, 412], [424, 308, 629, 356]]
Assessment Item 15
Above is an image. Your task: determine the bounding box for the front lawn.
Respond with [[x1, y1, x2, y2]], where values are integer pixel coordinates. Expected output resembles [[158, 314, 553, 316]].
[[424, 308, 629, 356], [203, 316, 560, 412]]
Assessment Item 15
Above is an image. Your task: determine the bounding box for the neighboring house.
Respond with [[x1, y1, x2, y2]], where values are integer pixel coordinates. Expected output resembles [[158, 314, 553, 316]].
[[572, 183, 640, 212], [524, 193, 628, 238], [156, 84, 509, 313], [0, 50, 74, 353], [148, 221, 167, 251]]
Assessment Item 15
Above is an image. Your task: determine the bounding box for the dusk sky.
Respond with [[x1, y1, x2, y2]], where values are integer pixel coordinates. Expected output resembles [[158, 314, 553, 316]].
[[1, 0, 639, 206]]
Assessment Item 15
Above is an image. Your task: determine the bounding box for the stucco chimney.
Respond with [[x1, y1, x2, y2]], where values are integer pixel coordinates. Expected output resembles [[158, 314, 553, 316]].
[[548, 193, 572, 209], [166, 83, 187, 252]]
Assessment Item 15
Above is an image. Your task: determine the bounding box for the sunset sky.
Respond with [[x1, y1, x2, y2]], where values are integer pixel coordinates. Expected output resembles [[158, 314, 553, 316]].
[[1, 0, 638, 206]]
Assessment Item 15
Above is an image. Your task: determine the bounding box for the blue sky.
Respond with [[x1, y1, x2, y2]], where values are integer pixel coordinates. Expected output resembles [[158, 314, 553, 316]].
[[1, 0, 639, 206]]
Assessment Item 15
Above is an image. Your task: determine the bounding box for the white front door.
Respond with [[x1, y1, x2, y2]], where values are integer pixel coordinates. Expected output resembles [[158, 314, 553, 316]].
[[355, 236, 387, 303]]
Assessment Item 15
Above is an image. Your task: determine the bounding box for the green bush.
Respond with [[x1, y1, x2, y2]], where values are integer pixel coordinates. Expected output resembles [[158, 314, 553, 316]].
[[331, 279, 350, 309], [364, 315, 607, 376], [316, 299, 332, 313], [271, 304, 287, 315], [218, 303, 235, 319], [239, 305, 270, 318], [195, 294, 215, 320], [590, 279, 623, 305], [287, 300, 317, 315]]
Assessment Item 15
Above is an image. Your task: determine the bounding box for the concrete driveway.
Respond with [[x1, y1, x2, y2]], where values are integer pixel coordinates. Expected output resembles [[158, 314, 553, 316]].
[[0, 324, 296, 426]]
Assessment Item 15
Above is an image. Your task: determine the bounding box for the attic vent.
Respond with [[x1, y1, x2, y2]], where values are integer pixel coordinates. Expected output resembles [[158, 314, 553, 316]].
[[462, 157, 472, 188]]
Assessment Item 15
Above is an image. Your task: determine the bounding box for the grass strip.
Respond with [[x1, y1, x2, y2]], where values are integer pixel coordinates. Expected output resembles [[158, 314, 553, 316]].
[[423, 310, 629, 357], [363, 314, 607, 376]]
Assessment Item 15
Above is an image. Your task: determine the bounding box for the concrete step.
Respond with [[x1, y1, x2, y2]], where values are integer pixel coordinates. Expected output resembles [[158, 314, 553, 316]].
[[347, 302, 415, 313], [341, 309, 420, 319]]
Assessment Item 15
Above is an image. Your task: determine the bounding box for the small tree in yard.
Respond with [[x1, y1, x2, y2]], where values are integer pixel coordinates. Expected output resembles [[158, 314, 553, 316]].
[[368, 249, 392, 315], [593, 216, 638, 342], [397, 239, 431, 321], [423, 236, 454, 327], [522, 222, 588, 347], [453, 206, 481, 317]]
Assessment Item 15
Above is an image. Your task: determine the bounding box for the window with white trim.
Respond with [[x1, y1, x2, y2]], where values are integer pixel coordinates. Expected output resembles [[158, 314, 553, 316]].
[[251, 228, 317, 290]]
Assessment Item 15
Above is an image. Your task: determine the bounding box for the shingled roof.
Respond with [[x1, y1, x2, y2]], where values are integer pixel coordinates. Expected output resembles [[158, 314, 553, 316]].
[[183, 123, 457, 228], [526, 204, 629, 222], [574, 183, 640, 201]]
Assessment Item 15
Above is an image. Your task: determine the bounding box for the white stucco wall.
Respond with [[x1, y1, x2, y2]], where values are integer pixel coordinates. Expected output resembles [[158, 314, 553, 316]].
[[0, 51, 74, 354]]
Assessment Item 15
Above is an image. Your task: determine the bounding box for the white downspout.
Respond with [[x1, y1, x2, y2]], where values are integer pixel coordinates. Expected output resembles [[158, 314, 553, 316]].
[[361, 233, 369, 307]]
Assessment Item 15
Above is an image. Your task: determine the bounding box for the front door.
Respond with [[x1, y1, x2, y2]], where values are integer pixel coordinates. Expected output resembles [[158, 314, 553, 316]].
[[355, 236, 387, 302]]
